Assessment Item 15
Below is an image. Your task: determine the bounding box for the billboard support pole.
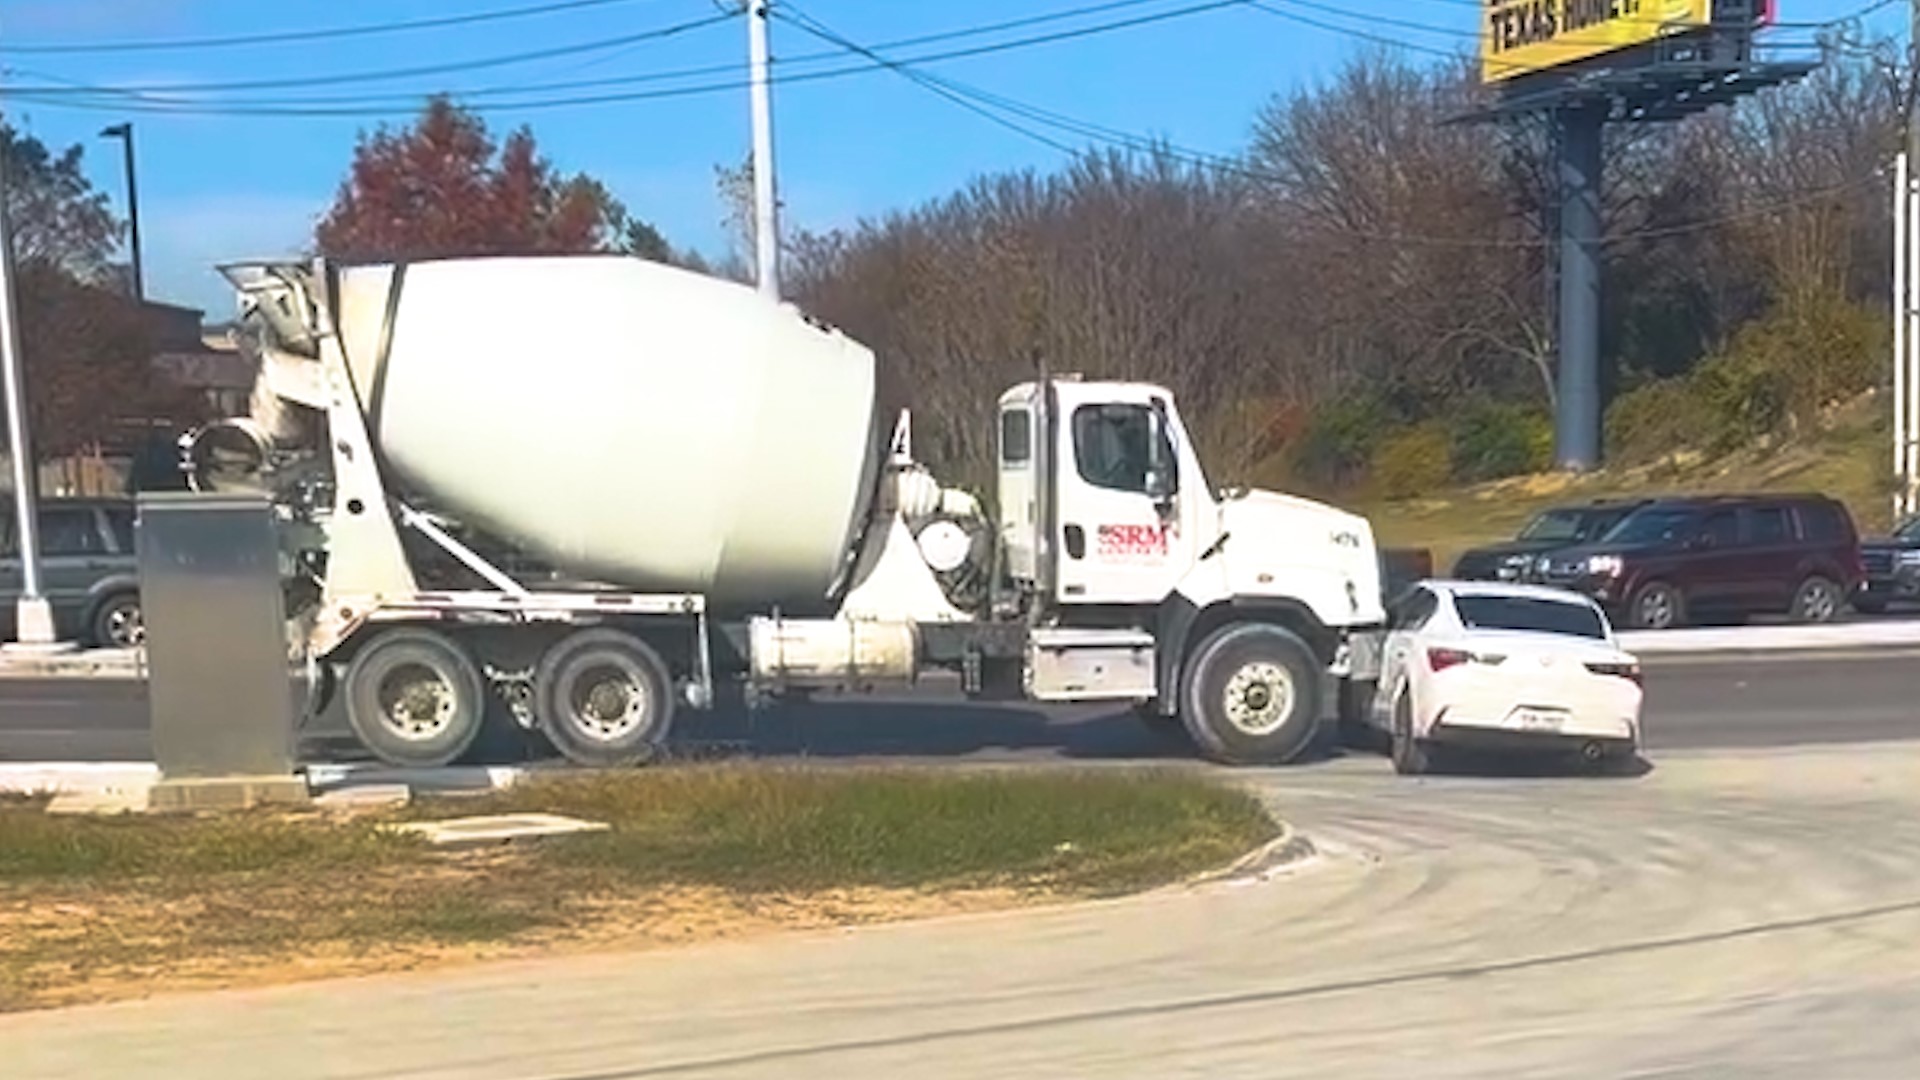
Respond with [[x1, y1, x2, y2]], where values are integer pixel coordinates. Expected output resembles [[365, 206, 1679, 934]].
[[1554, 104, 1604, 472]]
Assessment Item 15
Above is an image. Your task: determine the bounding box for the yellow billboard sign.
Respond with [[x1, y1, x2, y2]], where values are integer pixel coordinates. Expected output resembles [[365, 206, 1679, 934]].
[[1482, 1, 1715, 84]]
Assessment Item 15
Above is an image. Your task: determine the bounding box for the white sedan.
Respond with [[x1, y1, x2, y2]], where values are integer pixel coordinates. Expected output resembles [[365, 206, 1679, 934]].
[[1366, 581, 1645, 775]]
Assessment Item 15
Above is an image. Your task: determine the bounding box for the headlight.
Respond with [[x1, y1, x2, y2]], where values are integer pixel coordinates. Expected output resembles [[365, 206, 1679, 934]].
[[1897, 550, 1920, 567], [1587, 554, 1624, 576]]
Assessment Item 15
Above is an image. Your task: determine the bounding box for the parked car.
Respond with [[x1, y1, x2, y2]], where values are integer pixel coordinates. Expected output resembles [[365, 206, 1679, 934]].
[[1531, 494, 1862, 630], [1450, 499, 1650, 582], [0, 498, 143, 648], [1855, 514, 1920, 614], [1363, 580, 1643, 775]]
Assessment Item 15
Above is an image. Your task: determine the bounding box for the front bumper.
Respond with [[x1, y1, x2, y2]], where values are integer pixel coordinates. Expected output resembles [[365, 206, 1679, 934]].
[[1856, 572, 1920, 601]]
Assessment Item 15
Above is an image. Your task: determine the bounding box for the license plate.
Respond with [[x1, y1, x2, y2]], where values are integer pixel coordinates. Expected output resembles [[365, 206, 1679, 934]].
[[1514, 708, 1565, 731]]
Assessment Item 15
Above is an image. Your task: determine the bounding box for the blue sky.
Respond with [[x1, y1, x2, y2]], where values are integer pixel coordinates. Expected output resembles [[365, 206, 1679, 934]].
[[0, 0, 1902, 316]]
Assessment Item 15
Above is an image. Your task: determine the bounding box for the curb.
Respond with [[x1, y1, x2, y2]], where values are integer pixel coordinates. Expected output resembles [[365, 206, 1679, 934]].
[[0, 761, 529, 798], [1184, 822, 1318, 888], [1620, 623, 1920, 656], [0, 648, 146, 679]]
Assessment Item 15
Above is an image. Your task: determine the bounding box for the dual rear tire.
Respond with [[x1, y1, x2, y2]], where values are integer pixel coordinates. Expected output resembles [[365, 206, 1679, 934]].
[[343, 626, 674, 769]]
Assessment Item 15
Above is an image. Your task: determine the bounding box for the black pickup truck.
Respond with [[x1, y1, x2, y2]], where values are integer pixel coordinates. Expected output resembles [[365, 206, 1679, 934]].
[[1854, 514, 1920, 614]]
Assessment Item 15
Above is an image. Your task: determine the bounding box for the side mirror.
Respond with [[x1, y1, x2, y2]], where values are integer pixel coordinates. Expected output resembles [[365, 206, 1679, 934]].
[[1145, 401, 1174, 503]]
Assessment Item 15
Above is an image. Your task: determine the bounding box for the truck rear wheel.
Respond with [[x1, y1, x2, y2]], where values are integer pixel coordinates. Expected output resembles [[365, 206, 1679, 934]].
[[534, 629, 674, 768], [343, 628, 487, 768], [1181, 622, 1324, 765]]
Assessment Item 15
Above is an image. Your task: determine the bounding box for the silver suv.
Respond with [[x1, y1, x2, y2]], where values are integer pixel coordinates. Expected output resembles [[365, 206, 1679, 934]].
[[0, 498, 143, 648]]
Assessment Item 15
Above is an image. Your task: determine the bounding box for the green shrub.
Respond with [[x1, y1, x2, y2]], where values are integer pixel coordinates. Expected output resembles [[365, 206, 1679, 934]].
[[1606, 377, 1719, 462], [1607, 291, 1882, 461], [1290, 395, 1390, 488], [1450, 401, 1552, 482], [1370, 421, 1453, 499]]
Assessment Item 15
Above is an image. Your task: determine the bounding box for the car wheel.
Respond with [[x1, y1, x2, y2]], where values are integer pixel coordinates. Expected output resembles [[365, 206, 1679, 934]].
[[1389, 694, 1433, 776], [1627, 581, 1684, 631], [1790, 575, 1842, 624], [88, 592, 144, 649], [1180, 622, 1324, 766]]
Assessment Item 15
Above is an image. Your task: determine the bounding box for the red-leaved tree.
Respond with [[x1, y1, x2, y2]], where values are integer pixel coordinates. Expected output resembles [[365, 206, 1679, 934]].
[[316, 96, 663, 261]]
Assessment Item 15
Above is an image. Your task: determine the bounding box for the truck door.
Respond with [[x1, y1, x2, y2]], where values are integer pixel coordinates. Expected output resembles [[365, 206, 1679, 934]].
[[1054, 398, 1200, 605]]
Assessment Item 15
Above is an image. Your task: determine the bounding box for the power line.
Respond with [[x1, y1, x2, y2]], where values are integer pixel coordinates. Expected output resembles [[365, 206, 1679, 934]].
[[0, 0, 662, 54], [10, 12, 739, 96], [2, 0, 1252, 116], [7, 0, 1198, 110], [773, 3, 1883, 252]]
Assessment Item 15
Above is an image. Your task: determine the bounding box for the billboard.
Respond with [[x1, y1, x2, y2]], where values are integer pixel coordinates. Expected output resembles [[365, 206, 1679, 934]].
[[1482, 1, 1717, 84]]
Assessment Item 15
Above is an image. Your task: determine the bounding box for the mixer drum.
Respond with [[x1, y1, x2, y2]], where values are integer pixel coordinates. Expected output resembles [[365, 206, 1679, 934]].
[[329, 256, 886, 614]]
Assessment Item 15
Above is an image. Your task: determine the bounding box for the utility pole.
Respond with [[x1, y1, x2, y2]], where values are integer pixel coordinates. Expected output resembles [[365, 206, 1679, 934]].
[[0, 132, 67, 651], [99, 123, 143, 302], [748, 0, 780, 301]]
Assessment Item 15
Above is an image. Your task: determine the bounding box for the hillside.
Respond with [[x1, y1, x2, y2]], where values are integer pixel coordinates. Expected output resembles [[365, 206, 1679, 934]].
[[1346, 392, 1896, 575]]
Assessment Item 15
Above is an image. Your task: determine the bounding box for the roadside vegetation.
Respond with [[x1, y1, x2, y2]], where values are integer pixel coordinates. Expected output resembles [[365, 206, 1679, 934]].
[[1344, 391, 1891, 573], [0, 766, 1275, 1012]]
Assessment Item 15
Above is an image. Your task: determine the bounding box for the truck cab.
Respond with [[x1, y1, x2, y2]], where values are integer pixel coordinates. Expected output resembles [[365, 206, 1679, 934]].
[[993, 377, 1386, 762]]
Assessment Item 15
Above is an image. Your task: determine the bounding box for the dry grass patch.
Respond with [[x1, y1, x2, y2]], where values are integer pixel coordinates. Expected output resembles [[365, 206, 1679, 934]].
[[0, 766, 1276, 1012]]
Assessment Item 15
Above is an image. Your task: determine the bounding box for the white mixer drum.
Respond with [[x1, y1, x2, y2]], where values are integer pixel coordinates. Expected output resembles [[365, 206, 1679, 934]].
[[332, 256, 885, 613]]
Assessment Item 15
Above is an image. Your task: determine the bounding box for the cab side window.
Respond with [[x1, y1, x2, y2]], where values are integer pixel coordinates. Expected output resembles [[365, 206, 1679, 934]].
[[1071, 404, 1176, 495]]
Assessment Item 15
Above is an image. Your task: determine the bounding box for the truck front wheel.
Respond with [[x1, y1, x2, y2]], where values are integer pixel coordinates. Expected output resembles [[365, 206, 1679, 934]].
[[534, 629, 674, 768], [343, 628, 487, 768], [1181, 622, 1324, 765]]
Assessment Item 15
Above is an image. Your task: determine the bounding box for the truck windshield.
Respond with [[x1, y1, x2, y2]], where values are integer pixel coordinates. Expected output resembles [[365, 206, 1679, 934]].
[[1453, 595, 1607, 639]]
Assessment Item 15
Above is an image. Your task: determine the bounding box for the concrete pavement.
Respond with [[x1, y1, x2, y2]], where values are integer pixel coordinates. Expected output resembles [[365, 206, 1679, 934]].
[[9, 743, 1920, 1078]]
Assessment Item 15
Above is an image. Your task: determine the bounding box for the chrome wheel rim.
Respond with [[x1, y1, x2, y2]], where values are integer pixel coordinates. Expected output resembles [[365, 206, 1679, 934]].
[[377, 662, 457, 741], [566, 662, 649, 742], [104, 604, 144, 648], [1223, 661, 1293, 737]]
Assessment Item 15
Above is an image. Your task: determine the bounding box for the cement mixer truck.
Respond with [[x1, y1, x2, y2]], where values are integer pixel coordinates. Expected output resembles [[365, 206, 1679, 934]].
[[185, 255, 1387, 769]]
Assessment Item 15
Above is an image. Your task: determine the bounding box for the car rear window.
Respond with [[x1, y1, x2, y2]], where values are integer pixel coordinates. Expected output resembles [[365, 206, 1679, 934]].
[[1453, 595, 1607, 640], [1797, 501, 1850, 543]]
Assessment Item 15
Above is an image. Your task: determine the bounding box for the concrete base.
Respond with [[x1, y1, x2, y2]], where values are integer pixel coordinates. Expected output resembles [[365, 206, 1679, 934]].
[[47, 788, 151, 815], [3, 595, 77, 654], [147, 775, 312, 812]]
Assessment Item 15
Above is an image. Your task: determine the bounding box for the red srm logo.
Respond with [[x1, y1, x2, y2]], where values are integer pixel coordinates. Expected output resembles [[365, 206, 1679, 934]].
[[1097, 524, 1174, 558]]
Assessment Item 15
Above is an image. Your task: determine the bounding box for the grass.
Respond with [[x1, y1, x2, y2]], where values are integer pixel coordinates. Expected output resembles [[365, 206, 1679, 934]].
[[1346, 394, 1894, 574], [0, 766, 1277, 1012], [415, 766, 1278, 895]]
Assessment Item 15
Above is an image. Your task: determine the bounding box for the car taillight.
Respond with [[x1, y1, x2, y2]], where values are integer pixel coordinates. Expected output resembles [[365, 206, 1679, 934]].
[[1427, 647, 1503, 671], [1585, 660, 1642, 685]]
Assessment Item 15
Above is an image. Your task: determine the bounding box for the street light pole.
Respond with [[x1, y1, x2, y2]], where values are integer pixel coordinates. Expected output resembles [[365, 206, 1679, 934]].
[[747, 0, 779, 301], [99, 123, 143, 302], [0, 133, 66, 651]]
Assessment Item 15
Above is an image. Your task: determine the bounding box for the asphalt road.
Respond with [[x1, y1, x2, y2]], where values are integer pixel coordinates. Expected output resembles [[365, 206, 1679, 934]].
[[13, 743, 1920, 1078], [4, 647, 1917, 764]]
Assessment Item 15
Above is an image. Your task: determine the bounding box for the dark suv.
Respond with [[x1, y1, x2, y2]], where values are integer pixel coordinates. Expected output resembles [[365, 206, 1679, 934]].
[[1855, 514, 1920, 614], [0, 498, 144, 647], [1531, 494, 1862, 630], [1451, 499, 1649, 582]]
